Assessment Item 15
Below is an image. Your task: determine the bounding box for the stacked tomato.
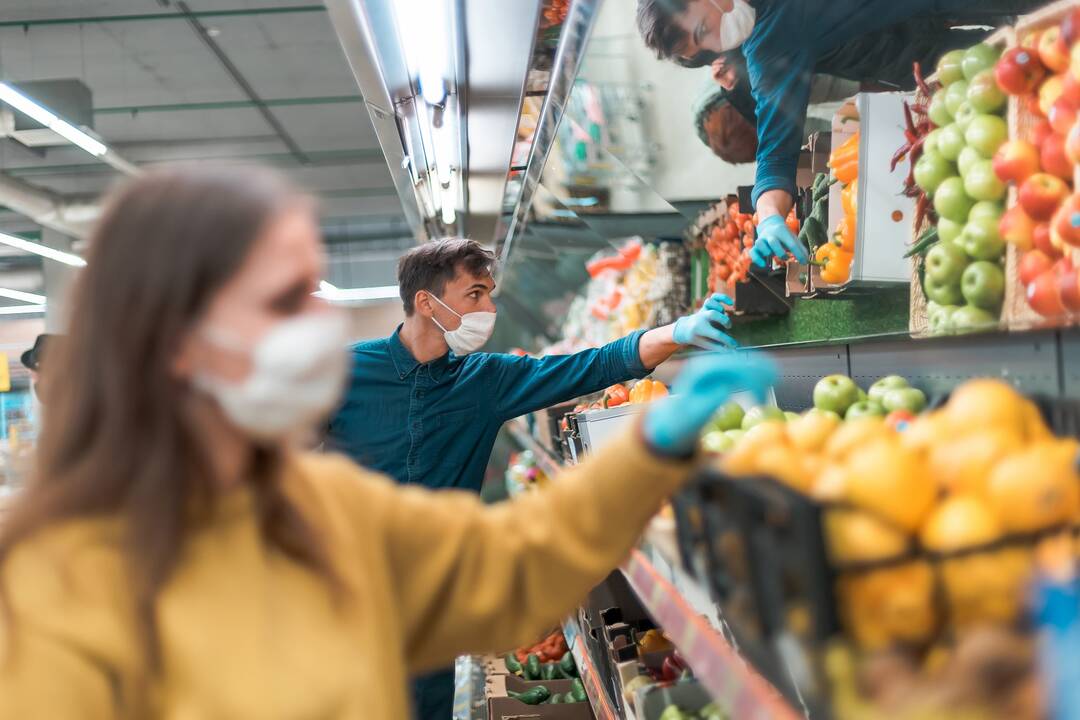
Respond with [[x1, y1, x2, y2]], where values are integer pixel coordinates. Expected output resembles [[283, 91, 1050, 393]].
[[992, 16, 1080, 317], [704, 202, 755, 291], [541, 0, 570, 29]]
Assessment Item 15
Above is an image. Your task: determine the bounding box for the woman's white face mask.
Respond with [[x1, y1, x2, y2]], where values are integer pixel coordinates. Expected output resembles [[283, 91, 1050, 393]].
[[193, 311, 350, 441], [427, 292, 496, 356]]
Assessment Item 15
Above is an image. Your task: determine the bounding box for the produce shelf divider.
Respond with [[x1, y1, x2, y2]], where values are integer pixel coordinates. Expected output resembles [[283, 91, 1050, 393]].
[[562, 615, 620, 720]]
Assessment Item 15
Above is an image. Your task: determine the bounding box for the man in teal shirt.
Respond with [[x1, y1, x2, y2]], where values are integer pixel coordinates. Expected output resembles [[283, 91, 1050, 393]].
[[326, 237, 736, 718]]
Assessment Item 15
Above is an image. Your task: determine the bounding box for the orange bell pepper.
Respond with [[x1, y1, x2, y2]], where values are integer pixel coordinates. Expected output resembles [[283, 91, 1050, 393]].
[[629, 379, 669, 404]]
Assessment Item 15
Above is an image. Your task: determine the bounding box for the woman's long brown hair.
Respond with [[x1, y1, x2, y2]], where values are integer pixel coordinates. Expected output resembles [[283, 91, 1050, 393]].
[[0, 165, 339, 679]]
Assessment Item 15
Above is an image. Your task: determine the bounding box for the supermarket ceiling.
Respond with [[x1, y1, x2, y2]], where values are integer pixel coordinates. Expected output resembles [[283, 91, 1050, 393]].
[[0, 0, 411, 242]]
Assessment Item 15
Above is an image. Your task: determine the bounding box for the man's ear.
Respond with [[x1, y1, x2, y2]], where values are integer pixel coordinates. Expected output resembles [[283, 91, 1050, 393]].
[[414, 290, 434, 318]]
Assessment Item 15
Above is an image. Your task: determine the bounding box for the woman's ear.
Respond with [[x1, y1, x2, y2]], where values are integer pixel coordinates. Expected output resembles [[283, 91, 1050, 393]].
[[171, 330, 197, 381]]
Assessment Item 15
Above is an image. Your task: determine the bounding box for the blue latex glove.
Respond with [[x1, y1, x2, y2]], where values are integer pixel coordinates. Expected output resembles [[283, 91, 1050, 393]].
[[643, 352, 778, 456], [750, 214, 809, 268], [672, 293, 737, 351]]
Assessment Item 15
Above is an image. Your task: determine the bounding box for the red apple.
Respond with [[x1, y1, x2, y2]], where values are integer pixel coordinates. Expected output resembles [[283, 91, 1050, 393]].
[[1063, 69, 1080, 105], [1001, 205, 1038, 251], [1033, 223, 1063, 258], [1020, 249, 1055, 284], [1072, 38, 1080, 83], [1041, 133, 1074, 181], [1039, 26, 1070, 73], [1029, 93, 1048, 118], [1027, 269, 1067, 316], [1049, 96, 1079, 135], [994, 140, 1041, 184], [1058, 262, 1080, 311], [1052, 193, 1080, 247], [1040, 76, 1066, 116], [1019, 173, 1071, 220], [1067, 118, 1080, 164], [996, 46, 1048, 95], [1032, 118, 1055, 146]]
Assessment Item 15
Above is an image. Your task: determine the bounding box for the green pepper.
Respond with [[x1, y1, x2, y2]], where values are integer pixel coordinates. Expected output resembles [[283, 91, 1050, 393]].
[[569, 678, 587, 703], [524, 653, 541, 680], [559, 651, 577, 678], [504, 653, 523, 676], [509, 686, 550, 705]]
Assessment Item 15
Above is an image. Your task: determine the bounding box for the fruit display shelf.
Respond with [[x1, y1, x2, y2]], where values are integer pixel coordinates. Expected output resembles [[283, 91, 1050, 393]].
[[505, 417, 564, 479], [562, 615, 622, 720]]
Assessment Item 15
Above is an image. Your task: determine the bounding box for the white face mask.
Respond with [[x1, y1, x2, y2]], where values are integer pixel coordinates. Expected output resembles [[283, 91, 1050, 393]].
[[712, 0, 756, 52], [193, 312, 350, 441], [427, 292, 496, 356]]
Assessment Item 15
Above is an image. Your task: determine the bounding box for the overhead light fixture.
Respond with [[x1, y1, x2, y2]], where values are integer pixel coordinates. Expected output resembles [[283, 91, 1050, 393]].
[[0, 304, 46, 315], [394, 0, 449, 106], [0, 232, 87, 267], [441, 174, 457, 226], [316, 282, 400, 303], [0, 83, 139, 176], [0, 288, 46, 304]]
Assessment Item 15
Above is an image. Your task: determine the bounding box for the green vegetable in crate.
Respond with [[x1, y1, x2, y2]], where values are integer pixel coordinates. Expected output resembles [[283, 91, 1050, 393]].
[[559, 651, 578, 678], [659, 706, 695, 720], [699, 703, 728, 720], [542, 662, 557, 680], [569, 678, 587, 703], [504, 653, 523, 676], [509, 685, 551, 705], [524, 653, 541, 680], [548, 693, 562, 704]]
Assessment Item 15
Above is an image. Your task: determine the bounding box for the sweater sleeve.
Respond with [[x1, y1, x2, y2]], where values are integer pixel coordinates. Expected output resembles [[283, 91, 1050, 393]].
[[376, 427, 693, 673]]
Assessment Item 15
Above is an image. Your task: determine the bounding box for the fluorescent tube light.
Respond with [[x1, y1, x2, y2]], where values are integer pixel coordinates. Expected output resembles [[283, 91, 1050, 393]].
[[0, 83, 107, 156], [394, 0, 449, 106], [0, 232, 87, 267], [0, 304, 46, 315], [0, 288, 46, 304]]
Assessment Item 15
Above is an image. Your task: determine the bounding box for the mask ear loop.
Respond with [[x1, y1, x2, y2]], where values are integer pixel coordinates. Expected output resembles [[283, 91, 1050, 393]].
[[425, 291, 462, 334]]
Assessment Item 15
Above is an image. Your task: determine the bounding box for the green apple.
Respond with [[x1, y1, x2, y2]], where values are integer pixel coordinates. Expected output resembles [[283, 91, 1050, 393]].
[[724, 429, 746, 443], [813, 375, 860, 416], [954, 102, 979, 132], [914, 151, 956, 196], [965, 114, 1008, 157], [709, 401, 746, 432], [924, 128, 943, 156], [949, 305, 998, 333], [925, 242, 968, 286], [882, 387, 927, 414], [937, 124, 966, 161], [804, 408, 842, 423], [937, 217, 964, 246], [937, 49, 966, 86], [741, 405, 786, 430], [784, 411, 800, 422], [845, 400, 887, 421], [934, 177, 975, 223], [967, 69, 1007, 114], [960, 214, 1005, 261], [928, 93, 954, 128], [945, 80, 970, 118], [868, 375, 909, 404], [961, 261, 1005, 310], [701, 431, 735, 454], [957, 146, 984, 179], [968, 200, 1004, 224], [924, 273, 965, 306], [963, 159, 1006, 201], [929, 305, 959, 335], [961, 43, 1001, 81]]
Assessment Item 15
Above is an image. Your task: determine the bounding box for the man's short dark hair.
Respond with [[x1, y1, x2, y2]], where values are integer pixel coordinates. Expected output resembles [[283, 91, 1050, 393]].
[[397, 238, 495, 315], [637, 0, 700, 62]]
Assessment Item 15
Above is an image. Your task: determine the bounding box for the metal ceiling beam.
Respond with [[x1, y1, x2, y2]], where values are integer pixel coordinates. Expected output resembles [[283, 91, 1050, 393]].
[[0, 173, 97, 239], [95, 95, 363, 115], [170, 0, 309, 164], [0, 5, 326, 28]]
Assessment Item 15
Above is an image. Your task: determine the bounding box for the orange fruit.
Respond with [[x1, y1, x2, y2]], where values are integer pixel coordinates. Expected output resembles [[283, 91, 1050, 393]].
[[926, 429, 1023, 495], [812, 464, 850, 502], [940, 548, 1032, 629], [838, 561, 937, 650], [920, 495, 1002, 552], [825, 508, 910, 566], [722, 420, 787, 476], [844, 439, 936, 532], [899, 411, 948, 456], [753, 445, 814, 493], [824, 417, 891, 461], [986, 439, 1080, 533], [787, 410, 841, 453], [942, 379, 1030, 439]]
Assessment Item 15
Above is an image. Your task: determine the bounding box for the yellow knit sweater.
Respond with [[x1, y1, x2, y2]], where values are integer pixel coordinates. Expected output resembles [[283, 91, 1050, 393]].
[[0, 429, 691, 718]]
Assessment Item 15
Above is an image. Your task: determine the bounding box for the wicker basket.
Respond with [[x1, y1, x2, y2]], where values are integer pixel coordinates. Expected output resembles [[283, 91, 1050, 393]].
[[1005, 0, 1080, 327], [908, 26, 1015, 334]]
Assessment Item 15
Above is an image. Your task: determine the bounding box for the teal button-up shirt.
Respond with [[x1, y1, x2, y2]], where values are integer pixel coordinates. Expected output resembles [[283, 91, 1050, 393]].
[[326, 327, 649, 491]]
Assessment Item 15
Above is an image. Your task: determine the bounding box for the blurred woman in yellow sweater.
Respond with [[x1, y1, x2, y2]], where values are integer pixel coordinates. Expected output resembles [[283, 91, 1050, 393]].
[[0, 165, 774, 719]]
